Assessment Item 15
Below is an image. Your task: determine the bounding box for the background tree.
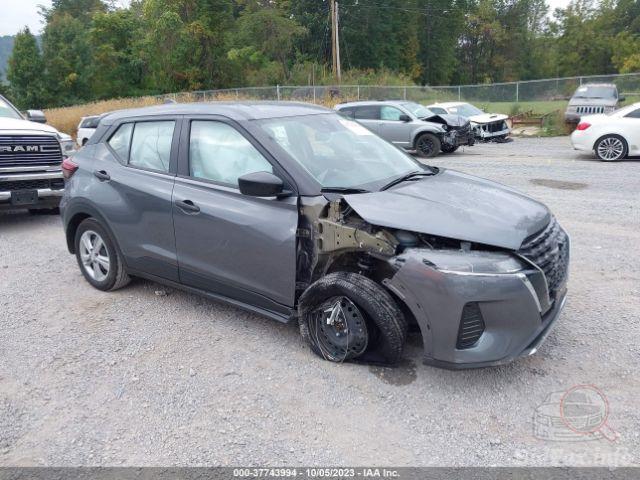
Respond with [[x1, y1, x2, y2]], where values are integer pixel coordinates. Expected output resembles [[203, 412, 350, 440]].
[[7, 28, 46, 109]]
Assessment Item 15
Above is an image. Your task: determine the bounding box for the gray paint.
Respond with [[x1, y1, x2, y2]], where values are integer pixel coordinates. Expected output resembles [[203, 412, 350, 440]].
[[344, 169, 551, 250]]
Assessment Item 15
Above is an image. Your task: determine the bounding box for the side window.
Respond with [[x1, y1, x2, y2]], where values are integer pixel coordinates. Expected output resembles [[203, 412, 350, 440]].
[[354, 106, 380, 120], [129, 121, 175, 173], [189, 121, 273, 187], [430, 107, 448, 114], [625, 109, 640, 118], [380, 106, 404, 121], [107, 123, 133, 161], [338, 107, 355, 119]]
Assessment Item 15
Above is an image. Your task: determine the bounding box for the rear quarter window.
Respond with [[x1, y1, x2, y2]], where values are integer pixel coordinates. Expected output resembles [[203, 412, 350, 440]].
[[107, 123, 133, 161]]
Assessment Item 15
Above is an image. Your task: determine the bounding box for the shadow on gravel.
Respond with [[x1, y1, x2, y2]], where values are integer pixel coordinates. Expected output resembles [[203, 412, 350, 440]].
[[369, 359, 418, 386]]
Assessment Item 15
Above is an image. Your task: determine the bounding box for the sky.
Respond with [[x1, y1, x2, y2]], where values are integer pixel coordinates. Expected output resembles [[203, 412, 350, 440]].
[[0, 0, 575, 37]]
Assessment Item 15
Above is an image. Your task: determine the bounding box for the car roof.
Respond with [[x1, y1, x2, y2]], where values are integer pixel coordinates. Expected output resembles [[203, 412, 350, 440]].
[[335, 100, 415, 108], [579, 83, 617, 87], [428, 102, 467, 108], [100, 101, 331, 126]]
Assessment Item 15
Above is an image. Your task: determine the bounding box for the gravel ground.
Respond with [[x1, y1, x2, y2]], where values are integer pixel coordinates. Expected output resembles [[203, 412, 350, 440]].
[[0, 136, 639, 467]]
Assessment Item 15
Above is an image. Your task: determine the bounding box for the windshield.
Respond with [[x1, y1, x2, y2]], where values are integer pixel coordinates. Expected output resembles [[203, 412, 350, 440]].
[[0, 97, 23, 120], [573, 86, 617, 99], [402, 102, 435, 119], [257, 114, 422, 190], [447, 103, 484, 117]]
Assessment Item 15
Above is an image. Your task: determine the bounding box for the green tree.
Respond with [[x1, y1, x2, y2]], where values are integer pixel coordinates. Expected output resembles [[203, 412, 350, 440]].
[[7, 28, 46, 109]]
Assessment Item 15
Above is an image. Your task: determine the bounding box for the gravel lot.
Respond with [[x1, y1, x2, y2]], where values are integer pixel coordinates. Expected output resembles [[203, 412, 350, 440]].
[[1, 136, 639, 467]]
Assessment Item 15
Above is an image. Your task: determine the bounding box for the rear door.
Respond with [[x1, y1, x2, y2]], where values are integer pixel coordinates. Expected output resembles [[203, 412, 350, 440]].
[[172, 117, 299, 313], [353, 105, 381, 135], [92, 116, 181, 281]]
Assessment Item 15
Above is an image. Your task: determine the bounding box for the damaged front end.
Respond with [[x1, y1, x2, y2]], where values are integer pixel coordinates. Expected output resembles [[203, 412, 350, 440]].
[[297, 194, 569, 369], [425, 114, 475, 148]]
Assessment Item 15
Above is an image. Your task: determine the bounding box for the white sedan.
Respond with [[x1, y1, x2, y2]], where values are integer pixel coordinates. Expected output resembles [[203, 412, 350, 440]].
[[571, 102, 640, 161]]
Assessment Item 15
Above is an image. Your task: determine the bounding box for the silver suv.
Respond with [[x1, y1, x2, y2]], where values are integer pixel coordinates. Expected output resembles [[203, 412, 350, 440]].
[[335, 100, 474, 157], [564, 83, 624, 123]]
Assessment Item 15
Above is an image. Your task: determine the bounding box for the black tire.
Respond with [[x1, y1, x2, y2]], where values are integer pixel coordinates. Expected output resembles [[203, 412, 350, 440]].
[[298, 272, 408, 365], [415, 133, 441, 158], [440, 144, 459, 154], [594, 135, 628, 162], [74, 218, 130, 291]]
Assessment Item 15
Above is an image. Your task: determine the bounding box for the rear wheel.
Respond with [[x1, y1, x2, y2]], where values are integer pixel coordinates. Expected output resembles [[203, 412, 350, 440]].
[[595, 135, 627, 162], [298, 272, 408, 365], [415, 133, 441, 158], [74, 218, 130, 291]]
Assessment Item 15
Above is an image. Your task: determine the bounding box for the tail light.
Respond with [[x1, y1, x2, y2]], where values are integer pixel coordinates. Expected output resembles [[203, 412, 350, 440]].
[[576, 122, 591, 131], [61, 157, 78, 179]]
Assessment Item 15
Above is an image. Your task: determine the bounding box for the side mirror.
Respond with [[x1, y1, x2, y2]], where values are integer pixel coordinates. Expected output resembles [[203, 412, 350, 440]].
[[238, 171, 288, 198], [26, 110, 47, 124], [618, 96, 626, 103], [399, 114, 412, 122]]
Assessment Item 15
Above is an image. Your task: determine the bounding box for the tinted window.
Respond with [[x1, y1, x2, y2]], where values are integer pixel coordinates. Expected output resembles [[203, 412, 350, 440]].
[[354, 106, 380, 120], [338, 107, 355, 119], [429, 107, 448, 114], [625, 109, 640, 118], [108, 123, 133, 161], [380, 106, 404, 121], [189, 121, 273, 187], [129, 121, 175, 172]]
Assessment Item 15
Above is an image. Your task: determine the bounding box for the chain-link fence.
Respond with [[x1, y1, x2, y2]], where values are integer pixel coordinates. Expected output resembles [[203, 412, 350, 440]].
[[156, 72, 640, 110]]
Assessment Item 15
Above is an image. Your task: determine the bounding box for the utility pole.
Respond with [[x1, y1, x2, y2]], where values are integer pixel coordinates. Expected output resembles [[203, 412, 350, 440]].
[[331, 0, 341, 84]]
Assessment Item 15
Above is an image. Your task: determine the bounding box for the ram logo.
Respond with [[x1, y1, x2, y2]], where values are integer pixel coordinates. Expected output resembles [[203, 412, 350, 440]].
[[0, 145, 42, 153]]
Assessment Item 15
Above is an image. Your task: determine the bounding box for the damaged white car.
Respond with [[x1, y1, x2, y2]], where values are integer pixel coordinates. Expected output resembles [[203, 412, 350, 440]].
[[427, 102, 511, 142]]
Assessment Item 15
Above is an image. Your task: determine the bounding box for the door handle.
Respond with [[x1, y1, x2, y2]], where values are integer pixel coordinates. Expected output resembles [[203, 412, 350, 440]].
[[175, 199, 201, 214], [94, 170, 110, 181]]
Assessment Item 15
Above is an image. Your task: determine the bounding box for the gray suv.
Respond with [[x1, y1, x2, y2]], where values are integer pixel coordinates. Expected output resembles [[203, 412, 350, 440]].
[[564, 83, 624, 123], [61, 102, 569, 369], [335, 100, 474, 157]]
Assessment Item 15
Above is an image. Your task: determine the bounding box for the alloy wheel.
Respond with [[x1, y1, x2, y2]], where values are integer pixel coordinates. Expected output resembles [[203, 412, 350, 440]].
[[79, 230, 111, 282], [417, 137, 435, 156], [597, 137, 625, 161]]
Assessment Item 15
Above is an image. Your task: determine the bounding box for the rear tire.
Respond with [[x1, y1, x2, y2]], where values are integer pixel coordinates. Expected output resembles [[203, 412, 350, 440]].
[[415, 133, 441, 158], [594, 135, 627, 162], [298, 272, 408, 365], [74, 218, 130, 291]]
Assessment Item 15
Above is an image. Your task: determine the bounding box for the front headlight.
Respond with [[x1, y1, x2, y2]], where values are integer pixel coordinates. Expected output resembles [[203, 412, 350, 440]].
[[419, 249, 528, 275], [57, 133, 76, 155]]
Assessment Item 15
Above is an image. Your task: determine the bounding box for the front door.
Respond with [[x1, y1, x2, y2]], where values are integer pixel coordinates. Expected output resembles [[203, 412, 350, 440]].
[[172, 118, 299, 314], [377, 105, 412, 148]]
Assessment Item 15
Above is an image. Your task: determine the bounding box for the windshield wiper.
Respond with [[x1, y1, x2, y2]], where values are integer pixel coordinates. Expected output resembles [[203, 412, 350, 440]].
[[380, 170, 435, 191], [321, 187, 371, 194]]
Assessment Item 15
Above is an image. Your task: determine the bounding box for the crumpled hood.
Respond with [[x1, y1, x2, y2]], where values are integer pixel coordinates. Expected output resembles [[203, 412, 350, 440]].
[[568, 97, 617, 107], [423, 113, 469, 128], [344, 169, 550, 250], [0, 116, 61, 135], [468, 113, 509, 124]]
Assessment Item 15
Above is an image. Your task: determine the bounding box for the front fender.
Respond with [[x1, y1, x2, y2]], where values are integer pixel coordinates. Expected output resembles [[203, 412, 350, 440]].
[[411, 126, 446, 146]]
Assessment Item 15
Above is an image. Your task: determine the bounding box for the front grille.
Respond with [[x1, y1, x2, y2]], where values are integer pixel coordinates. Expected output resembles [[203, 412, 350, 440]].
[[0, 178, 64, 192], [519, 217, 570, 301], [0, 135, 63, 168], [576, 106, 605, 114], [481, 120, 508, 133], [456, 302, 485, 349]]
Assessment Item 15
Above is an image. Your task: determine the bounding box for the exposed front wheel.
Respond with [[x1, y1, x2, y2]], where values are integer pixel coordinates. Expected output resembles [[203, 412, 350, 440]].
[[440, 144, 459, 154], [298, 272, 408, 365], [74, 218, 130, 291], [415, 133, 441, 158], [595, 135, 627, 162]]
